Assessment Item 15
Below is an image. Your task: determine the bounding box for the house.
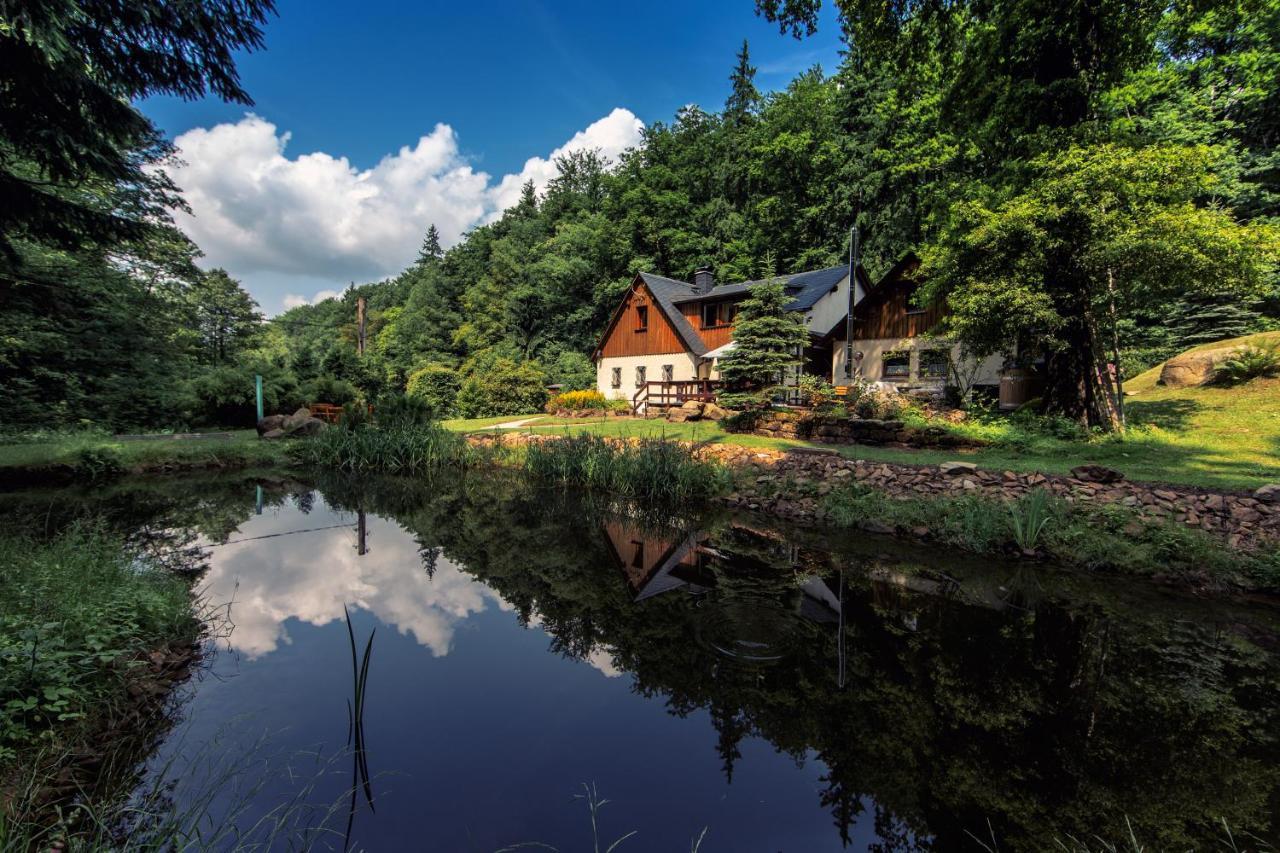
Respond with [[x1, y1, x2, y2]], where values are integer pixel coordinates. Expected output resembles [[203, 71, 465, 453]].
[[592, 256, 1003, 411]]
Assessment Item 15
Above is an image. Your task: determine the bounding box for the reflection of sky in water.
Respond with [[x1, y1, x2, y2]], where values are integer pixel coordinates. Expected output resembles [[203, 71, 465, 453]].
[[201, 498, 509, 659]]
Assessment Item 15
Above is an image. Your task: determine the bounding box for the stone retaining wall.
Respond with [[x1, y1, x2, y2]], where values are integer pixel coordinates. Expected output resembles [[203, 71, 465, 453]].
[[730, 410, 980, 449]]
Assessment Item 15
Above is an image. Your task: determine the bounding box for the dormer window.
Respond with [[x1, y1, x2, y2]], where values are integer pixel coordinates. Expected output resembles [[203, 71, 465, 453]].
[[701, 301, 736, 328]]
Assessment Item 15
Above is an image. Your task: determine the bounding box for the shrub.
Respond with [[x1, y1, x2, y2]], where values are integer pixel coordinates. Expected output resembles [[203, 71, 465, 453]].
[[523, 435, 726, 502], [1214, 343, 1280, 385], [406, 364, 460, 416], [338, 401, 373, 431], [454, 358, 549, 418], [545, 389, 608, 413], [797, 375, 838, 409], [73, 445, 124, 479], [376, 393, 435, 428], [302, 375, 360, 407], [852, 388, 905, 420], [546, 350, 597, 392], [720, 409, 765, 433]]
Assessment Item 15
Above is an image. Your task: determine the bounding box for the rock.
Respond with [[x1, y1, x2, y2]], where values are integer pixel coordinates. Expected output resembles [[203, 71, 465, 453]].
[[702, 403, 730, 421], [285, 416, 326, 437], [667, 407, 694, 423], [1255, 484, 1280, 503], [680, 399, 705, 413], [256, 414, 286, 436], [1071, 464, 1125, 484], [261, 428, 288, 440], [282, 406, 315, 432], [939, 461, 978, 476], [1158, 346, 1242, 388]]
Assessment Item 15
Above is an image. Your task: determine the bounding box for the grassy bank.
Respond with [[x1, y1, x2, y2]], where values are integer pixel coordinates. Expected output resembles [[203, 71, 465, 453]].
[[289, 422, 484, 473], [524, 433, 727, 502], [443, 369, 1280, 492], [821, 483, 1280, 590], [0, 525, 202, 840], [0, 430, 288, 484]]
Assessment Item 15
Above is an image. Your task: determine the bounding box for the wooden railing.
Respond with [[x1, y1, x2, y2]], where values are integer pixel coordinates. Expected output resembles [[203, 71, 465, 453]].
[[632, 380, 719, 415]]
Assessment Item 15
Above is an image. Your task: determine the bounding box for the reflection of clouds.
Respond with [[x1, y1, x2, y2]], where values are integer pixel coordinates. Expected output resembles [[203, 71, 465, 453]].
[[200, 500, 506, 660]]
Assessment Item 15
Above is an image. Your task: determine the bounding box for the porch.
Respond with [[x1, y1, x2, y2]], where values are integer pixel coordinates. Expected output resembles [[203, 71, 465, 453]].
[[632, 379, 720, 415]]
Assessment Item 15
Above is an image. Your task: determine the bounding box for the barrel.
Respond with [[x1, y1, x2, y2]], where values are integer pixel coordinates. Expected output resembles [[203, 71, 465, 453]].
[[999, 368, 1042, 411]]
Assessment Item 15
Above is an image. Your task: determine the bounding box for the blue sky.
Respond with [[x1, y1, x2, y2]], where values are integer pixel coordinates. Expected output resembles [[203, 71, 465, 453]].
[[141, 0, 844, 313]]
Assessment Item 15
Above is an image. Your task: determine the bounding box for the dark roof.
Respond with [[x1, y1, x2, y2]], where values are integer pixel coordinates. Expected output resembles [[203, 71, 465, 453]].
[[669, 264, 859, 313], [637, 272, 709, 356]]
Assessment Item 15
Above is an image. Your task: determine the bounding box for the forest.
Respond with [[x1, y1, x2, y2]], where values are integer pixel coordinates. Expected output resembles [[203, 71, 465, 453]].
[[2, 0, 1278, 430]]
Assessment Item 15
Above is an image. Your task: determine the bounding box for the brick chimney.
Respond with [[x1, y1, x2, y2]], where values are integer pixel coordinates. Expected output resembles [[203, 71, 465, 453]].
[[693, 266, 714, 294]]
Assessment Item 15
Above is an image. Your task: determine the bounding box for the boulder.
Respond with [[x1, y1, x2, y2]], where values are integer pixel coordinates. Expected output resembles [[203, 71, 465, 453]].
[[282, 406, 315, 432], [1255, 484, 1280, 504], [1158, 346, 1241, 388], [939, 461, 978, 476], [285, 416, 327, 437], [702, 403, 730, 421], [680, 399, 705, 414], [1071, 464, 1125, 484], [256, 414, 286, 436], [260, 428, 288, 441], [667, 407, 694, 423]]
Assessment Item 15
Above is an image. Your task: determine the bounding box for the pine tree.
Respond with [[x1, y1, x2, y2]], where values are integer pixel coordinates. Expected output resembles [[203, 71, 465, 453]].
[[417, 224, 443, 265], [717, 277, 809, 402], [1170, 295, 1264, 349], [725, 39, 760, 125], [516, 180, 539, 216]]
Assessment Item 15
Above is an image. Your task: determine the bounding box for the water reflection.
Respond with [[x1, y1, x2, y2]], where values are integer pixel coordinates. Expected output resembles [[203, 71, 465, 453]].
[[3, 472, 1278, 851]]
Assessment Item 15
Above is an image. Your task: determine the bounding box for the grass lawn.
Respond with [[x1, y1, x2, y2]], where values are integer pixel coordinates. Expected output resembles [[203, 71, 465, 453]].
[[445, 348, 1280, 492], [0, 430, 288, 475]]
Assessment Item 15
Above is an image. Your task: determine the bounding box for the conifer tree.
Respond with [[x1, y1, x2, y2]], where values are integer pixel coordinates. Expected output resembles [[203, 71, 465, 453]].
[[417, 224, 443, 265], [725, 39, 760, 125], [717, 270, 809, 404]]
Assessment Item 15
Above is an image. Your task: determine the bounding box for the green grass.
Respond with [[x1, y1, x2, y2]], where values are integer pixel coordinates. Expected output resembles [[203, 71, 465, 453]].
[[289, 423, 487, 473], [444, 357, 1280, 491], [0, 430, 288, 480], [523, 433, 728, 502]]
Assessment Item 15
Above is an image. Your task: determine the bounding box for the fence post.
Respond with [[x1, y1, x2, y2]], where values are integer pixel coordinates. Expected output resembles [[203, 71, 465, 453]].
[[255, 374, 264, 422]]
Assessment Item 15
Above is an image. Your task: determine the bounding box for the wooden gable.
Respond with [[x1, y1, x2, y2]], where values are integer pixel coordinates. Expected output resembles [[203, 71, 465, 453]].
[[852, 274, 945, 340], [597, 280, 690, 358], [679, 298, 738, 351]]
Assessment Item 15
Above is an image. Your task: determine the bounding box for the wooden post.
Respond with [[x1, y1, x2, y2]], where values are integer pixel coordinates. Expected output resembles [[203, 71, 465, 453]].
[[356, 295, 367, 356]]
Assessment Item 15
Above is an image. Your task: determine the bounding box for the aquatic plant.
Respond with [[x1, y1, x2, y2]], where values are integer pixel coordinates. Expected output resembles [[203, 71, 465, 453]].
[[290, 423, 485, 473], [1007, 488, 1058, 553], [523, 434, 726, 502]]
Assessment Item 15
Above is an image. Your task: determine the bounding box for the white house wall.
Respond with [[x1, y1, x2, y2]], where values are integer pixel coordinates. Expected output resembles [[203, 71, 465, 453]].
[[596, 353, 701, 401], [801, 273, 856, 335], [831, 337, 1004, 387]]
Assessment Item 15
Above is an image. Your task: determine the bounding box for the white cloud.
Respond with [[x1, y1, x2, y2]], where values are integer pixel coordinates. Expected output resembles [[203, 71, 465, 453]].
[[282, 289, 341, 309], [166, 109, 644, 313]]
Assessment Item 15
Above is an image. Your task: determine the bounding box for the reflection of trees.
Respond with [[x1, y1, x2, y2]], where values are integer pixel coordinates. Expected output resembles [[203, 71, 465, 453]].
[[329, 472, 1280, 852]]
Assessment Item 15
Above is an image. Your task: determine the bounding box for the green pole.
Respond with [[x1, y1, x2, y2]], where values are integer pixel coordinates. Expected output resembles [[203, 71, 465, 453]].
[[255, 374, 264, 421]]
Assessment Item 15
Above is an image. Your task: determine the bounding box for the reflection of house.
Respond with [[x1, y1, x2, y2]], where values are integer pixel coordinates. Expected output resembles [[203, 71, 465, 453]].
[[592, 256, 1004, 412]]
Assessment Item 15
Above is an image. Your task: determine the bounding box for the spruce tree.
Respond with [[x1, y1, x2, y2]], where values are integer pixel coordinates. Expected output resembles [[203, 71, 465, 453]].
[[417, 224, 443, 265], [725, 39, 760, 125], [717, 277, 809, 404]]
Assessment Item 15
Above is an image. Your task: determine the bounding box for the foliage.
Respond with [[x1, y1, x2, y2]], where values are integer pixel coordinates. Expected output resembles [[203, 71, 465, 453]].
[[796, 374, 838, 409], [302, 375, 359, 407], [1214, 343, 1280, 385], [546, 390, 609, 413], [524, 434, 727, 502], [716, 278, 810, 396], [454, 358, 549, 418], [406, 364, 461, 416], [374, 394, 434, 428], [1007, 488, 1061, 552], [852, 387, 906, 420], [0, 525, 199, 766], [290, 424, 481, 473]]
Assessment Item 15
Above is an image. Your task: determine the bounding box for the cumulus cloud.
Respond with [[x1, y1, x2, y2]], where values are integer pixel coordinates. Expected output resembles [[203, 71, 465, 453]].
[[166, 108, 644, 312], [282, 289, 341, 309]]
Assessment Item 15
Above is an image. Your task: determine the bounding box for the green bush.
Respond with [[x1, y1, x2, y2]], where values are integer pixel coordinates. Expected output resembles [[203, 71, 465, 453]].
[[524, 435, 726, 502], [797, 374, 838, 409], [73, 445, 124, 480], [376, 393, 435, 428], [303, 375, 360, 407], [1214, 343, 1280, 385], [406, 363, 460, 416], [454, 358, 549, 418], [0, 525, 198, 764]]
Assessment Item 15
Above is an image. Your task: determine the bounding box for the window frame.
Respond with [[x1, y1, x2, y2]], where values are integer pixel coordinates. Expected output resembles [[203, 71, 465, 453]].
[[882, 351, 911, 380], [611, 366, 622, 388], [700, 301, 736, 329], [919, 349, 950, 379], [635, 365, 646, 387], [635, 305, 649, 332], [661, 364, 674, 382]]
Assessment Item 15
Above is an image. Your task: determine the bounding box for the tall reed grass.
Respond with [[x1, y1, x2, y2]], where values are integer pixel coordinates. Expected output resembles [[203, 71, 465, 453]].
[[290, 423, 484, 473], [523, 434, 726, 502]]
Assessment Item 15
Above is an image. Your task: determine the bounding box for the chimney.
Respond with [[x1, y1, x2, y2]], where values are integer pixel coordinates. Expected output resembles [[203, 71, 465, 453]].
[[693, 266, 714, 294]]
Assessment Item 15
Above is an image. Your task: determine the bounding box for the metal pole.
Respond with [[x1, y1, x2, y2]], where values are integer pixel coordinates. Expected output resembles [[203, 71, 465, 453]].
[[255, 374, 264, 421], [843, 204, 861, 379]]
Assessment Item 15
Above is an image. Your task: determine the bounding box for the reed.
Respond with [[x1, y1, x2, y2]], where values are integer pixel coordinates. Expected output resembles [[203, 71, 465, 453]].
[[291, 423, 484, 473], [522, 434, 725, 502]]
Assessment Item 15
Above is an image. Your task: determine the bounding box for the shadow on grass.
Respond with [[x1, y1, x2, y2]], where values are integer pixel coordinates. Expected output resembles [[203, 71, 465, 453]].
[[1125, 397, 1204, 431]]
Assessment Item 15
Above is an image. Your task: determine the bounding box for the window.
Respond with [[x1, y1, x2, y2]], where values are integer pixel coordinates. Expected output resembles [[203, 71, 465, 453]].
[[882, 351, 911, 379], [701, 301, 736, 328], [611, 367, 622, 388], [920, 349, 949, 379], [635, 305, 649, 331], [661, 364, 674, 382], [635, 365, 646, 387]]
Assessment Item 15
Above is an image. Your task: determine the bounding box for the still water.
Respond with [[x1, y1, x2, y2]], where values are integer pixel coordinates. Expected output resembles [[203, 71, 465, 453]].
[[8, 472, 1280, 850]]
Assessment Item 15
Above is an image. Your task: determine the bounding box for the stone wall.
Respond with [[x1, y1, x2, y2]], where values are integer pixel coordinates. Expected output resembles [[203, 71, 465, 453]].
[[733, 410, 980, 449]]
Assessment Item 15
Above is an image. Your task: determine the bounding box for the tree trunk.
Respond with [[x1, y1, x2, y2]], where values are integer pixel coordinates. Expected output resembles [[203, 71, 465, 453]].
[[1040, 311, 1123, 432]]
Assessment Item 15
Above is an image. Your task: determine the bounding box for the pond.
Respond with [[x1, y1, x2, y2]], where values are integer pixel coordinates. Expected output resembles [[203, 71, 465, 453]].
[[5, 472, 1279, 851]]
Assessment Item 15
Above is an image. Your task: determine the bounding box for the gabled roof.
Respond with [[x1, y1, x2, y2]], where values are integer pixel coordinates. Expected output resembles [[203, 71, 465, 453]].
[[669, 264, 864, 313], [637, 272, 710, 356]]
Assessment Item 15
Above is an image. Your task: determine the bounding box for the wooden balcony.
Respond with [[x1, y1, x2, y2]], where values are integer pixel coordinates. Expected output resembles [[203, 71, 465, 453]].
[[632, 380, 719, 415]]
